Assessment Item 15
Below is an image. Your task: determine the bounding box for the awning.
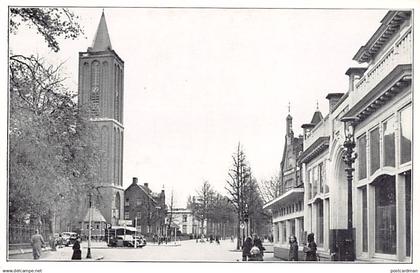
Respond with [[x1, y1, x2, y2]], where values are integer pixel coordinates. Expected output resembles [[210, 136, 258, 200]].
[[263, 188, 304, 210]]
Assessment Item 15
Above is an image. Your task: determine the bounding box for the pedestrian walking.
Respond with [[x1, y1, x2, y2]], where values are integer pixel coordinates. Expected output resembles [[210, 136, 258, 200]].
[[31, 229, 45, 260], [71, 235, 82, 260], [57, 234, 63, 248], [242, 236, 252, 261], [303, 233, 318, 261], [251, 234, 265, 261], [49, 235, 56, 251], [288, 235, 299, 261]]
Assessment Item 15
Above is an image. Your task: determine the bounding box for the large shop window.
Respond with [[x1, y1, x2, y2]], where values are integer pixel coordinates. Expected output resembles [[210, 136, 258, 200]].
[[316, 201, 324, 247], [370, 128, 380, 175], [281, 222, 287, 243], [400, 105, 412, 164], [374, 175, 396, 255], [383, 116, 395, 167], [358, 135, 367, 180], [405, 171, 411, 257], [361, 186, 368, 252], [290, 220, 296, 238]]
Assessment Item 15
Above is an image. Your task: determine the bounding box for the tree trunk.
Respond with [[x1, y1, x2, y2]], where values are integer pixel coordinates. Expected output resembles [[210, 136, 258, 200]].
[[236, 212, 241, 250]]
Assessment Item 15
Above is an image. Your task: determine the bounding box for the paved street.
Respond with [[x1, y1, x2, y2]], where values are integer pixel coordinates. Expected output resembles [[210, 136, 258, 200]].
[[9, 239, 278, 262]]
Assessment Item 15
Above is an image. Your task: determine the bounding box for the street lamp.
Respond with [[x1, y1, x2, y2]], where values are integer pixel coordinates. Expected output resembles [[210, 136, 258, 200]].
[[341, 116, 358, 261], [244, 204, 249, 238], [86, 192, 93, 259]]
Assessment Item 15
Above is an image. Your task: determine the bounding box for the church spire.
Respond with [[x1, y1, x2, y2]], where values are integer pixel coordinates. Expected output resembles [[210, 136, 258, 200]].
[[90, 10, 112, 52]]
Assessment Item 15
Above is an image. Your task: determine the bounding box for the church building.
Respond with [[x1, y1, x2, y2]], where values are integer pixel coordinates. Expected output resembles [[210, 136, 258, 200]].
[[78, 11, 125, 226]]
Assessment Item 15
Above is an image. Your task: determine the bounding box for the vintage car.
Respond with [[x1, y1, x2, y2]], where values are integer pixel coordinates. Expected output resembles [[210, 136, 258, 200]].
[[61, 232, 78, 246]]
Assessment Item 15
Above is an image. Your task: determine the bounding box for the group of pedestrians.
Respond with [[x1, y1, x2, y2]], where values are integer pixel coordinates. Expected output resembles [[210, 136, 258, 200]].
[[289, 232, 318, 261], [242, 233, 266, 261], [30, 229, 82, 260]]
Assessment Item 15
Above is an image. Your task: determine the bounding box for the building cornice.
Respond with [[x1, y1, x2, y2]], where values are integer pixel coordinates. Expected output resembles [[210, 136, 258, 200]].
[[353, 11, 411, 63], [299, 136, 330, 164], [79, 50, 124, 65], [342, 64, 412, 123], [91, 118, 124, 129]]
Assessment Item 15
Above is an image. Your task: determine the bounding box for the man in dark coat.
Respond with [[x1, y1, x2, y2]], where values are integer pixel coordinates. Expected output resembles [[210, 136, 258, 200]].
[[304, 233, 318, 261], [31, 229, 45, 260]]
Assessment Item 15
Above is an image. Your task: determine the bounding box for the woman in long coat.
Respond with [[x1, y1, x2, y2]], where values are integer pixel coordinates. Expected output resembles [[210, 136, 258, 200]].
[[31, 229, 45, 260], [71, 236, 82, 260], [304, 233, 318, 261], [242, 237, 253, 261], [288, 235, 299, 261]]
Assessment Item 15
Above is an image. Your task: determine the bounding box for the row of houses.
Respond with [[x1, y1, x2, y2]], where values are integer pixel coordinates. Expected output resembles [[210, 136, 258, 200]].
[[80, 177, 208, 239], [263, 10, 412, 262]]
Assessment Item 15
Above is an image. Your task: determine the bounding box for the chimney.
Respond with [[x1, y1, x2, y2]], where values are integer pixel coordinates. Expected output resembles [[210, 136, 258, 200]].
[[301, 123, 315, 140], [326, 93, 344, 113], [132, 177, 138, 184], [144, 182, 149, 188], [345, 67, 367, 92]]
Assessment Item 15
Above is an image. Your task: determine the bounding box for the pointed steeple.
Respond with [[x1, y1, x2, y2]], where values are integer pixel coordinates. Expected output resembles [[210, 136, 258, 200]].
[[286, 102, 292, 120], [286, 102, 293, 136], [90, 10, 112, 52]]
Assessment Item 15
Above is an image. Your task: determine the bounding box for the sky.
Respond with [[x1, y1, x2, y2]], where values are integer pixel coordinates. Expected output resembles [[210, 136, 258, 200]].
[[9, 7, 387, 207]]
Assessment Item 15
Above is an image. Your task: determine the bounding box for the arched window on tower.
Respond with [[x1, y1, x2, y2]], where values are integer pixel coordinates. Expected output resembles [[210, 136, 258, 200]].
[[90, 61, 101, 116], [114, 64, 120, 121]]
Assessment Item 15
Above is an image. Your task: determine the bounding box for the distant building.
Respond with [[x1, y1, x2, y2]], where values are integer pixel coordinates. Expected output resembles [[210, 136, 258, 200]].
[[124, 177, 166, 235], [166, 208, 205, 236], [263, 109, 304, 259]]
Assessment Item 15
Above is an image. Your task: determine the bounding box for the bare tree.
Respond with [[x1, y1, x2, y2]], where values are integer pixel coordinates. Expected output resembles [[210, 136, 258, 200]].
[[258, 173, 281, 203], [195, 181, 214, 236], [166, 190, 175, 238], [225, 143, 251, 250]]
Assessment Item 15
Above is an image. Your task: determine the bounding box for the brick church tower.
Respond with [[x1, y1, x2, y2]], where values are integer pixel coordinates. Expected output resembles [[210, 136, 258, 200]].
[[78, 11, 124, 225]]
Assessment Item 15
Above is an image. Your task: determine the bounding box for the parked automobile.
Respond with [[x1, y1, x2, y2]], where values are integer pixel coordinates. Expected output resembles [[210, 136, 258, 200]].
[[61, 232, 78, 246], [134, 236, 147, 248], [108, 235, 146, 248]]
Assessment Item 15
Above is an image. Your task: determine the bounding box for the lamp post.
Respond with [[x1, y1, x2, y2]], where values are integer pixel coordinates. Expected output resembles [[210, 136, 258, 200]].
[[86, 192, 93, 259], [244, 204, 249, 238], [341, 116, 358, 261]]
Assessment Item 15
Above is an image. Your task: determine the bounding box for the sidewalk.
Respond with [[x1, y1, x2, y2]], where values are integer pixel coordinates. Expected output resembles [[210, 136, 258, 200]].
[[8, 241, 106, 260]]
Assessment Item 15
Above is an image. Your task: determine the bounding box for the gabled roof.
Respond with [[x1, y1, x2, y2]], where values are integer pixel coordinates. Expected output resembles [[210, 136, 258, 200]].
[[125, 182, 160, 205], [310, 110, 323, 125], [83, 207, 106, 222], [91, 11, 113, 52]]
